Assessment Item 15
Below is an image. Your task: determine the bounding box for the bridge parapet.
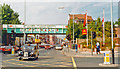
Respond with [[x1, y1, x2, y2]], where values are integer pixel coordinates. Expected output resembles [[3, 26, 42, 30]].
[[3, 24, 67, 34]]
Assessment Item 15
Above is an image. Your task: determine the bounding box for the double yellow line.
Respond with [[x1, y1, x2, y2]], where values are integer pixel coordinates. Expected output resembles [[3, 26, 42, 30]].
[[71, 56, 77, 69]]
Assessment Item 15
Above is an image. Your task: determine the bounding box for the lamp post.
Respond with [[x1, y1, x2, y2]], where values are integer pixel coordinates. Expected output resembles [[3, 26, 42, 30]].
[[58, 6, 75, 45], [73, 14, 74, 44], [111, 0, 114, 64], [24, 0, 26, 45]]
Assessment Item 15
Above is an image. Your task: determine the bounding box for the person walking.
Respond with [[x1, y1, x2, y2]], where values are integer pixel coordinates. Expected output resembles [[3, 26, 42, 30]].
[[96, 41, 101, 54], [75, 43, 78, 53]]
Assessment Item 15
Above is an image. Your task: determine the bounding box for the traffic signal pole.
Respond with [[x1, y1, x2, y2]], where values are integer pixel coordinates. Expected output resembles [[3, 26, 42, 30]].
[[91, 31, 93, 56]]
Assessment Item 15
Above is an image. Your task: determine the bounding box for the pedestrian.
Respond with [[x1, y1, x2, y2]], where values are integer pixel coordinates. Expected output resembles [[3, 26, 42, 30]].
[[75, 43, 78, 53], [96, 41, 101, 54]]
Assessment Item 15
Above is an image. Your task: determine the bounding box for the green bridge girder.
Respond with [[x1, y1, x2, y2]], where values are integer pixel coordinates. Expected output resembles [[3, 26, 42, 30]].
[[3, 24, 67, 34]]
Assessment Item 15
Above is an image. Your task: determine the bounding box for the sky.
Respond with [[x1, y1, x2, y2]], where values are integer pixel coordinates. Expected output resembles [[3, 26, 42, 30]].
[[0, 0, 119, 39], [0, 0, 119, 25]]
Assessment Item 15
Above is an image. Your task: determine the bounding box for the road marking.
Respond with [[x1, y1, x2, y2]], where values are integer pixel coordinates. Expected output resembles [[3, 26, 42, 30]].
[[71, 56, 77, 69]]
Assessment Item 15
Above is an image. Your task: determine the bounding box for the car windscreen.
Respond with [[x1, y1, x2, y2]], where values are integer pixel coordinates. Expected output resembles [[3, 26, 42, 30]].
[[5, 46, 11, 49]]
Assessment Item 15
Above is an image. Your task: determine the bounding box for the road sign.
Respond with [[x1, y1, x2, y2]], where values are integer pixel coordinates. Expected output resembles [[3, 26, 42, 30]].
[[82, 29, 87, 35], [35, 39, 40, 43], [104, 51, 110, 64]]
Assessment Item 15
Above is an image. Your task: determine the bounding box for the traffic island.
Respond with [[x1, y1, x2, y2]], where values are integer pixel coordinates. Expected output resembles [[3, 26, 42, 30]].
[[99, 63, 118, 67]]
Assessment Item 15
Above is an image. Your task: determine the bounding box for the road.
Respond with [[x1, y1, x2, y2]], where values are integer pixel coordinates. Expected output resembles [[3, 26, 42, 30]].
[[1, 48, 119, 68], [2, 48, 72, 67]]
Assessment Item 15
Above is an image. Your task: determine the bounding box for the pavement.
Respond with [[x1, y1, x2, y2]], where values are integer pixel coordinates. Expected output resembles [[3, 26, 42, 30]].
[[62, 47, 119, 58]]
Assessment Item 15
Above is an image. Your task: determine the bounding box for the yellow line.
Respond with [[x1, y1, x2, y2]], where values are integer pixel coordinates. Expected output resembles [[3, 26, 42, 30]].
[[71, 56, 77, 69]]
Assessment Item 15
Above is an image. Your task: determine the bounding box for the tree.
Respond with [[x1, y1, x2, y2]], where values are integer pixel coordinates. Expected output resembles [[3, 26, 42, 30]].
[[115, 18, 120, 26], [0, 4, 21, 24], [66, 19, 86, 41]]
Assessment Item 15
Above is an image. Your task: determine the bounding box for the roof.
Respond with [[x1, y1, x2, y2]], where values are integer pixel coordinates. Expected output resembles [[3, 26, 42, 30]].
[[69, 14, 93, 20]]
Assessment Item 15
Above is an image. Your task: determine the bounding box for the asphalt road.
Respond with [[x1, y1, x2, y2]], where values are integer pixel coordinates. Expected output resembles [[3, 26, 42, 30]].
[[1, 48, 119, 68], [2, 48, 73, 67]]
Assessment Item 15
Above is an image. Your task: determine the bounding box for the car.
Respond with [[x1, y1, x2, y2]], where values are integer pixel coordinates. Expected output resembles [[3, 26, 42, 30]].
[[18, 44, 39, 60], [39, 44, 45, 48], [50, 45, 54, 48], [45, 44, 51, 49], [55, 44, 63, 50], [0, 46, 5, 52], [2, 46, 12, 54], [52, 44, 56, 48]]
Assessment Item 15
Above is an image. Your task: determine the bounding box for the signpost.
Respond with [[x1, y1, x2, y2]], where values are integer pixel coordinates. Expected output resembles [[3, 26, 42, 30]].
[[104, 52, 110, 64], [35, 39, 40, 43], [82, 29, 87, 35]]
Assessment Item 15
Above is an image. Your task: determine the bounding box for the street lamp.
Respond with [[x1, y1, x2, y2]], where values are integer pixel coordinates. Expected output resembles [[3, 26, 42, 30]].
[[24, 0, 26, 45], [58, 6, 75, 45], [111, 0, 114, 64]]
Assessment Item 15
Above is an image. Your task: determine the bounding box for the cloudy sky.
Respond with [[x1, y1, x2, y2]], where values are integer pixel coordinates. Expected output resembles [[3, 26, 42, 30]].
[[0, 0, 119, 25]]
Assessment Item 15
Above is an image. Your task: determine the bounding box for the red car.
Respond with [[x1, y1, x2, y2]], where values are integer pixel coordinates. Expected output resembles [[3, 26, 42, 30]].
[[45, 44, 51, 49], [39, 44, 45, 48], [0, 46, 5, 52], [2, 46, 12, 54], [2, 46, 18, 54]]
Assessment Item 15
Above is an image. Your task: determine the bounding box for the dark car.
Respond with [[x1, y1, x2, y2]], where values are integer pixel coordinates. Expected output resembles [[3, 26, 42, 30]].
[[18, 44, 39, 60]]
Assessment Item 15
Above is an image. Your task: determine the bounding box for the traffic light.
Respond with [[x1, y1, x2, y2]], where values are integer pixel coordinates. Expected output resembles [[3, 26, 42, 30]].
[[11, 29, 16, 41], [92, 32, 96, 39], [66, 34, 71, 41]]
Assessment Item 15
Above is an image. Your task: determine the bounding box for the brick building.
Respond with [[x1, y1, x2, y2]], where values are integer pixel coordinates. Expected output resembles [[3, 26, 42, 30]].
[[69, 14, 93, 24], [115, 26, 120, 46]]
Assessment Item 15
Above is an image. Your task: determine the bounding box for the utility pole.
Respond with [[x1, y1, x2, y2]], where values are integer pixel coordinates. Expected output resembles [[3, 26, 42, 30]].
[[73, 14, 74, 44], [86, 10, 88, 47], [103, 8, 105, 45], [111, 0, 114, 64], [91, 31, 93, 55], [24, 0, 26, 45]]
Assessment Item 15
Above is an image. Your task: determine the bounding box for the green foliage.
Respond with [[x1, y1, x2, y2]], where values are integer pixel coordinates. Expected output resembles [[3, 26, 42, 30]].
[[115, 18, 120, 26], [67, 16, 117, 49], [0, 4, 21, 24], [66, 19, 86, 40]]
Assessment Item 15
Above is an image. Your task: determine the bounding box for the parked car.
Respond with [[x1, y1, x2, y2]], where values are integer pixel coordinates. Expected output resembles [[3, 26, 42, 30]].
[[45, 44, 51, 49], [0, 46, 5, 52], [39, 44, 45, 48], [2, 46, 12, 54], [55, 44, 63, 50], [18, 44, 39, 60]]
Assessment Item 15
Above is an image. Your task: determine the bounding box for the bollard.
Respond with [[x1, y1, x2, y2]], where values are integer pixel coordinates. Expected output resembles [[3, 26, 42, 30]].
[[104, 51, 110, 64], [11, 47, 15, 55]]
